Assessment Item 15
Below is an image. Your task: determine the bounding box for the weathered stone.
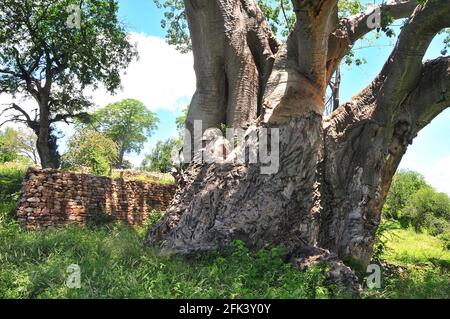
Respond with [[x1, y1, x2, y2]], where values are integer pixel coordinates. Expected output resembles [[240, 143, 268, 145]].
[[15, 168, 176, 228]]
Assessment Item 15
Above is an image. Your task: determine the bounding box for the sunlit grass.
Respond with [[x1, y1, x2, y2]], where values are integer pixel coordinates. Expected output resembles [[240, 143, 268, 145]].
[[110, 169, 175, 185], [0, 221, 338, 299], [362, 228, 450, 299], [1, 162, 448, 299], [383, 228, 450, 268]]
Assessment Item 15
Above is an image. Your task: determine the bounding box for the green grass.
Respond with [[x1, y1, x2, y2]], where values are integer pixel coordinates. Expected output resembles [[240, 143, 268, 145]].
[[0, 162, 448, 299], [0, 163, 337, 298], [0, 222, 339, 299], [383, 229, 450, 268], [110, 170, 175, 185], [363, 228, 450, 299]]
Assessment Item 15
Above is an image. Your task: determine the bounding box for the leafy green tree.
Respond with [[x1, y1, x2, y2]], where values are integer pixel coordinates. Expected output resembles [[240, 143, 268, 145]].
[[0, 128, 19, 163], [62, 129, 118, 176], [88, 99, 159, 168], [16, 128, 39, 164], [175, 106, 188, 136], [142, 138, 182, 173], [383, 170, 429, 220], [0, 0, 137, 168], [0, 127, 37, 163], [404, 188, 450, 235]]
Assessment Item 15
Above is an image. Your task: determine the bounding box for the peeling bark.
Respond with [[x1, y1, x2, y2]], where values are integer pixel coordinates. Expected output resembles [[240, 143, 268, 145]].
[[185, 0, 279, 132], [147, 0, 450, 283]]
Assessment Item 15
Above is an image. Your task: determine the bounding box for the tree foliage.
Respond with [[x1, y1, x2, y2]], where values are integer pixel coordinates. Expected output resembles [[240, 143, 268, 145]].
[[383, 170, 429, 220], [62, 129, 118, 176], [175, 106, 188, 136], [0, 0, 137, 167], [0, 127, 35, 163], [404, 188, 450, 235], [383, 170, 450, 236], [0, 128, 20, 163], [142, 138, 182, 173], [87, 99, 159, 168]]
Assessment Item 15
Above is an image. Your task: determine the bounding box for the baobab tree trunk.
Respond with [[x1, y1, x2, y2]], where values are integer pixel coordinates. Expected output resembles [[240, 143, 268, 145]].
[[147, 0, 450, 279]]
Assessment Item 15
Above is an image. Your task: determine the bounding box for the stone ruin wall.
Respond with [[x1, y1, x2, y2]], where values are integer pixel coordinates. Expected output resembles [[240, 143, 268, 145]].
[[15, 168, 176, 228]]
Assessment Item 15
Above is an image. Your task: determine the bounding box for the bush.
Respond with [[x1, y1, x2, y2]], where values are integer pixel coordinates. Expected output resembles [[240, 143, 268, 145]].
[[383, 170, 428, 222], [142, 138, 182, 173], [0, 163, 27, 219], [438, 232, 450, 251], [62, 129, 118, 176], [86, 211, 115, 228], [403, 187, 450, 235]]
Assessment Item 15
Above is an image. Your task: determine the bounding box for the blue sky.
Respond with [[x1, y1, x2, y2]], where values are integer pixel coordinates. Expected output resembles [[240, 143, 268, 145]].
[[117, 0, 184, 144]]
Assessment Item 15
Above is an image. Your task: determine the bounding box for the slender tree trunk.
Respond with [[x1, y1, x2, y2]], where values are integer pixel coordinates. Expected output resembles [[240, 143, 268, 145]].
[[117, 146, 126, 169], [332, 66, 340, 112], [36, 98, 60, 169], [147, 0, 450, 287]]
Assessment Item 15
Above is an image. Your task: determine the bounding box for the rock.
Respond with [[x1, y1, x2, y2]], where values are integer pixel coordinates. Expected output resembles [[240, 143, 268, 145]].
[[15, 168, 176, 229], [291, 247, 362, 296]]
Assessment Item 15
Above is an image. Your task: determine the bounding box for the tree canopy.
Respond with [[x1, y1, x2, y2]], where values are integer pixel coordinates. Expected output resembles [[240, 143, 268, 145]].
[[142, 137, 182, 173], [87, 99, 159, 168], [62, 129, 118, 176], [0, 127, 36, 163], [0, 0, 137, 168]]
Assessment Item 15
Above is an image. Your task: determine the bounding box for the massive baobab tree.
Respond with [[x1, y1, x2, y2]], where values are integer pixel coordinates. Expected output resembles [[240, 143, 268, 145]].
[[147, 0, 450, 272]]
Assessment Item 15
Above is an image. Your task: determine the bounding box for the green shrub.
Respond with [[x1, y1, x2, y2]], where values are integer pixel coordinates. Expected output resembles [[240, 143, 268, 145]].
[[438, 232, 450, 251], [372, 219, 401, 262], [86, 211, 115, 228], [0, 162, 27, 220], [141, 138, 182, 173], [403, 187, 450, 235], [62, 129, 118, 176], [383, 170, 428, 221]]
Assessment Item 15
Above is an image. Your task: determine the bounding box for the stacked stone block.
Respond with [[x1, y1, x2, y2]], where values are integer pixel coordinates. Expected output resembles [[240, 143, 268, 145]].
[[15, 167, 176, 229]]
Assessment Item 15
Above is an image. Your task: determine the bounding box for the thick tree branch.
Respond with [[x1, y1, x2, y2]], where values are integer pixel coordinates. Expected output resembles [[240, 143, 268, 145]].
[[289, 0, 339, 90], [49, 112, 91, 125], [0, 103, 32, 123], [326, 0, 418, 80], [262, 0, 339, 123], [402, 56, 450, 133], [329, 0, 450, 128], [11, 47, 42, 101], [185, 0, 279, 130], [0, 103, 40, 133], [374, 0, 450, 113]]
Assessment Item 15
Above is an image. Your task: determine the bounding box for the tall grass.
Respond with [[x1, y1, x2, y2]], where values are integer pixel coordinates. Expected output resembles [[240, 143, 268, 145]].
[[1, 162, 449, 299], [363, 228, 450, 299], [0, 162, 28, 220], [0, 222, 339, 299], [0, 163, 337, 298]]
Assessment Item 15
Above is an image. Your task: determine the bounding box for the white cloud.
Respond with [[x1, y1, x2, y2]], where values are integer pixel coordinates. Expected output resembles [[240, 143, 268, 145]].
[[88, 32, 195, 111], [1, 32, 195, 166], [425, 155, 450, 196], [1, 32, 195, 122]]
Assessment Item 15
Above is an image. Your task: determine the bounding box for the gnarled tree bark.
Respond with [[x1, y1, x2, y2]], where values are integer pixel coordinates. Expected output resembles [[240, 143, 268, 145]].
[[147, 0, 450, 284]]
